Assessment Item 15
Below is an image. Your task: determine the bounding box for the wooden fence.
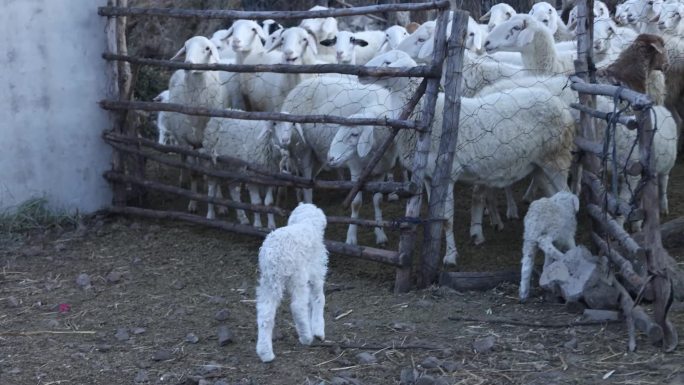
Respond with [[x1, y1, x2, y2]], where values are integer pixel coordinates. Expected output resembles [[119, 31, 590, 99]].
[[99, 0, 469, 293]]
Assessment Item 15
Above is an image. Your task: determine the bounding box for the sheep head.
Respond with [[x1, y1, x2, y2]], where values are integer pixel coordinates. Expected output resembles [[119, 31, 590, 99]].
[[481, 3, 516, 32], [598, 34, 668, 94], [170, 36, 220, 73], [382, 25, 409, 51], [271, 27, 318, 64], [484, 14, 540, 54], [320, 31, 369, 64], [529, 2, 559, 34], [287, 202, 327, 232], [227, 20, 267, 53], [655, 2, 683, 32], [360, 50, 418, 90], [328, 123, 375, 168], [396, 20, 435, 63]]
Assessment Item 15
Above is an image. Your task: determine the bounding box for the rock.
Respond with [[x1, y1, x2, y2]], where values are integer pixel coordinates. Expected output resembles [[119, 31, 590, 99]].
[[207, 296, 226, 304], [186, 333, 200, 344], [355, 352, 377, 364], [96, 344, 112, 352], [214, 381, 229, 385], [137, 360, 152, 369], [134, 369, 149, 383], [198, 380, 212, 385], [399, 367, 416, 384], [440, 361, 460, 373], [563, 338, 578, 350], [6, 296, 19, 308], [420, 356, 441, 369], [217, 326, 234, 346], [45, 319, 60, 329], [582, 309, 620, 322], [75, 273, 91, 288], [473, 336, 496, 354], [330, 377, 350, 385], [152, 349, 173, 361], [214, 309, 230, 321], [434, 377, 451, 385], [198, 363, 221, 376], [106, 271, 122, 284], [415, 299, 433, 308], [8, 368, 21, 375], [131, 327, 146, 335], [415, 375, 436, 385], [172, 280, 185, 290], [129, 222, 142, 231], [159, 372, 177, 382], [114, 328, 130, 341], [533, 343, 545, 352], [390, 322, 415, 331]]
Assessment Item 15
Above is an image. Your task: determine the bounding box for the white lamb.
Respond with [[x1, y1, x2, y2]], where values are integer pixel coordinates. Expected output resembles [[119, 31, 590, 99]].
[[299, 5, 339, 63], [162, 36, 224, 213], [380, 25, 409, 52], [152, 90, 175, 146], [320, 30, 386, 64], [592, 18, 639, 64], [529, 1, 575, 41], [615, 0, 664, 34], [484, 14, 576, 76], [480, 3, 517, 32], [519, 191, 579, 302], [255, 203, 328, 363], [201, 116, 283, 228], [566, 0, 611, 32]]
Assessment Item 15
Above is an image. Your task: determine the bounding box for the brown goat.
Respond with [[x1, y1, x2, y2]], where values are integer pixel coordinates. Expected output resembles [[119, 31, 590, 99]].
[[595, 34, 669, 95], [405, 21, 421, 34]]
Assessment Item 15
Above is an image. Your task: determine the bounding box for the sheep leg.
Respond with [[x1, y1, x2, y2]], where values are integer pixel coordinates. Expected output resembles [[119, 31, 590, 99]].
[[373, 191, 388, 245], [302, 159, 314, 204], [229, 183, 249, 225], [290, 280, 314, 346], [486, 188, 504, 230], [309, 272, 326, 341], [522, 177, 538, 203], [442, 183, 459, 266], [215, 184, 228, 215], [519, 240, 538, 303], [187, 156, 198, 213], [255, 280, 283, 363], [248, 185, 264, 228], [347, 191, 362, 245], [264, 186, 276, 230], [206, 178, 217, 220], [386, 172, 399, 202], [470, 185, 486, 245], [537, 236, 565, 267], [504, 186, 519, 220], [179, 154, 187, 188], [536, 164, 569, 196], [659, 173, 669, 216]]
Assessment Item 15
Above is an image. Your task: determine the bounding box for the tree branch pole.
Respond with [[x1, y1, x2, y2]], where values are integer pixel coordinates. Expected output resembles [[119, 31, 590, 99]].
[[106, 206, 403, 266], [574, 137, 642, 176], [102, 53, 437, 79], [635, 110, 678, 351], [99, 100, 422, 131], [582, 170, 643, 221], [340, 78, 428, 209], [394, 8, 450, 293], [98, 1, 451, 20], [420, 10, 468, 288], [569, 76, 654, 110], [104, 137, 419, 196], [569, 102, 638, 130], [590, 232, 651, 299], [586, 203, 646, 260]]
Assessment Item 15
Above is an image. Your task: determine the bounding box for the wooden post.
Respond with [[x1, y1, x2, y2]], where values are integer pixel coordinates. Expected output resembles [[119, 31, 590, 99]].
[[636, 110, 678, 351], [419, 10, 467, 288], [395, 8, 450, 293]]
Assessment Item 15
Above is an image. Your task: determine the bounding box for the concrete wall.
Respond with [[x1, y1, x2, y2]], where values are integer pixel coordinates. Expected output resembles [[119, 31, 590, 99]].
[[0, 0, 114, 213]]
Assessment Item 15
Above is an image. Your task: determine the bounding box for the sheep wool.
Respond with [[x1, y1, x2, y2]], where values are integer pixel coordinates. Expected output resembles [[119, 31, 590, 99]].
[[255, 203, 328, 363]]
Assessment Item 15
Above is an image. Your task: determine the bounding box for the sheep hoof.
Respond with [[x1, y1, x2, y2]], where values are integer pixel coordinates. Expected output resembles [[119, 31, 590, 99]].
[[314, 333, 325, 341], [206, 212, 216, 220], [218, 206, 228, 215], [298, 335, 314, 346], [507, 210, 519, 220], [375, 232, 389, 246], [257, 350, 275, 363], [238, 216, 250, 225], [187, 202, 198, 213], [495, 223, 504, 232], [442, 255, 457, 266], [387, 193, 400, 202], [470, 233, 485, 246], [345, 236, 358, 246]]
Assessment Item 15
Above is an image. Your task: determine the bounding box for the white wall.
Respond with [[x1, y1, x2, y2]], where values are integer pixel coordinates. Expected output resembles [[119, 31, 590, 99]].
[[0, 0, 114, 213]]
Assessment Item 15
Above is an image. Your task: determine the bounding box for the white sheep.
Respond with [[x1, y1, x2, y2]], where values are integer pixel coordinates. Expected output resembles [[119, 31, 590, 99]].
[[241, 27, 322, 112], [592, 18, 639, 64], [529, 1, 575, 41], [255, 203, 328, 363], [480, 3, 517, 32], [152, 90, 175, 146], [519, 191, 579, 302], [201, 116, 283, 228], [380, 25, 409, 52], [320, 30, 386, 65], [299, 5, 339, 63], [615, 0, 664, 33], [566, 0, 611, 31], [361, 51, 576, 263], [484, 14, 576, 76], [162, 36, 224, 213]]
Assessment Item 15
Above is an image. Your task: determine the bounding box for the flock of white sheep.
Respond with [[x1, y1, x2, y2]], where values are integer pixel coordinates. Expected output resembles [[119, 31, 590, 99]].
[[147, 2, 683, 358]]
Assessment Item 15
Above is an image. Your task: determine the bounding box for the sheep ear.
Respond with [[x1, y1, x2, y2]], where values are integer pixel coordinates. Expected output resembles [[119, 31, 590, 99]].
[[479, 10, 491, 22], [517, 21, 535, 47], [319, 37, 336, 46], [322, 17, 337, 34], [305, 33, 319, 56], [267, 34, 283, 52], [418, 37, 435, 60], [567, 19, 577, 30], [353, 38, 369, 47], [224, 26, 234, 39], [257, 123, 271, 141], [293, 123, 306, 145], [357, 126, 374, 158], [650, 42, 664, 54], [649, 15, 660, 23], [170, 46, 186, 61], [379, 37, 389, 51], [505, 11, 512, 19]]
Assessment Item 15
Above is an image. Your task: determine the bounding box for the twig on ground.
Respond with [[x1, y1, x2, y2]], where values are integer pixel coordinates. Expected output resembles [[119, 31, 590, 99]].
[[448, 315, 621, 328]]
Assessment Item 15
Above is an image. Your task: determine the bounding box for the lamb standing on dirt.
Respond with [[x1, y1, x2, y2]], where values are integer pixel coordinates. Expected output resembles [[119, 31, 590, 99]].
[[519, 191, 580, 302], [255, 203, 328, 363]]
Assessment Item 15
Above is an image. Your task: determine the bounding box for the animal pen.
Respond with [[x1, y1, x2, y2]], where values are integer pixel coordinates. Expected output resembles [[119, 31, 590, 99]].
[[98, 0, 680, 352]]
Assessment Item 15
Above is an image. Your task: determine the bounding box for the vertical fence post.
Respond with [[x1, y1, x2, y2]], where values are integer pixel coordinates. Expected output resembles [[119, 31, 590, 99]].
[[418, 10, 468, 288], [395, 7, 449, 293], [636, 110, 679, 351]]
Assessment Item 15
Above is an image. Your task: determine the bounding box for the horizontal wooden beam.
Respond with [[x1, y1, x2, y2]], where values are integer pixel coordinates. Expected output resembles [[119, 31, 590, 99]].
[[570, 103, 638, 130], [106, 206, 402, 266], [102, 53, 439, 79], [103, 133, 420, 196], [586, 203, 646, 260], [574, 136, 642, 176], [582, 170, 644, 222], [569, 76, 653, 110], [590, 231, 651, 300], [99, 100, 423, 131], [98, 1, 450, 20]]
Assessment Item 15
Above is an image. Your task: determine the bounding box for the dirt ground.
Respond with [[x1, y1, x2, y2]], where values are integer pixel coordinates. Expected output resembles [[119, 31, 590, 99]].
[[1, 157, 683, 385]]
